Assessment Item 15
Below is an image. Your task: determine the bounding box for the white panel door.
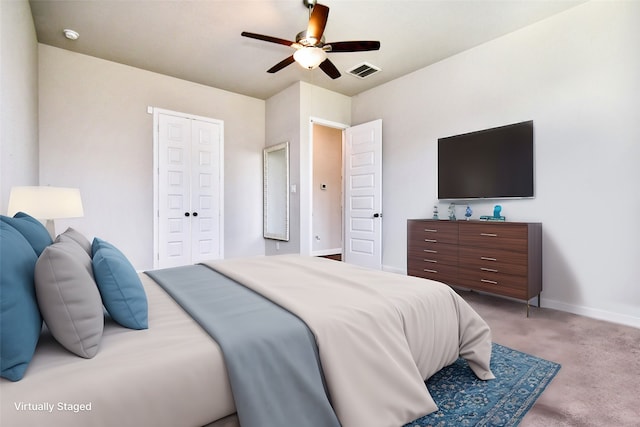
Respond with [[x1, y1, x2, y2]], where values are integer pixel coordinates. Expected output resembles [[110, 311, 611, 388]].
[[344, 119, 382, 269], [190, 119, 222, 263], [156, 111, 223, 268], [158, 114, 192, 268]]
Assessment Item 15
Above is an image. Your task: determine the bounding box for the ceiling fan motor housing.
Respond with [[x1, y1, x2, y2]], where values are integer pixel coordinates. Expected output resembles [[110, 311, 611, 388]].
[[303, 0, 318, 9], [296, 30, 325, 47]]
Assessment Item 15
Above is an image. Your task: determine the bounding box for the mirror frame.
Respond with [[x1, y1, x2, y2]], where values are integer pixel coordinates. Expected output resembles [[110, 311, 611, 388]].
[[263, 142, 290, 241]]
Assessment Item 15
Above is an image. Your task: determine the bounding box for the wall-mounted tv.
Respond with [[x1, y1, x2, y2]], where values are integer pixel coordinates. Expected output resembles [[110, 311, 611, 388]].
[[437, 120, 534, 200]]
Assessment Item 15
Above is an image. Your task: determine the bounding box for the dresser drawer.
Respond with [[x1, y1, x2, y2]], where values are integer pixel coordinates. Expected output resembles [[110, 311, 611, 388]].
[[457, 267, 529, 299], [408, 242, 458, 265], [407, 262, 458, 284], [458, 246, 528, 276], [408, 220, 458, 244], [458, 222, 528, 252]]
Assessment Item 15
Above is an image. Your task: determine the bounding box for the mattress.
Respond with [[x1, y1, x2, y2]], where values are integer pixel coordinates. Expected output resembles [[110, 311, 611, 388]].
[[0, 274, 235, 427]]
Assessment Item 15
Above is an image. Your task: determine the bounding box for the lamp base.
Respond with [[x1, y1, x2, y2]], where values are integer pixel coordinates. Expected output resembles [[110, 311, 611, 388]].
[[45, 219, 56, 240]]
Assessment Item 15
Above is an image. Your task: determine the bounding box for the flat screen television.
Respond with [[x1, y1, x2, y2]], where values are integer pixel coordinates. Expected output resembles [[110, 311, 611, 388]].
[[437, 120, 534, 200]]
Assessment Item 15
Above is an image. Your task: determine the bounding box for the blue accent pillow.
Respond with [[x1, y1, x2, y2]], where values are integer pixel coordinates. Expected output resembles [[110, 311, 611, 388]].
[[0, 212, 53, 256], [0, 221, 42, 381], [92, 238, 148, 330]]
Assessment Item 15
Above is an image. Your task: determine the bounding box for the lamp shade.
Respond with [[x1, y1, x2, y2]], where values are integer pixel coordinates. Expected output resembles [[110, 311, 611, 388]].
[[294, 47, 327, 69], [7, 186, 84, 219]]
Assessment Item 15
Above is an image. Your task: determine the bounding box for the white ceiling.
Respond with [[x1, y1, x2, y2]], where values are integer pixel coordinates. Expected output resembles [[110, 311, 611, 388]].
[[29, 0, 586, 100]]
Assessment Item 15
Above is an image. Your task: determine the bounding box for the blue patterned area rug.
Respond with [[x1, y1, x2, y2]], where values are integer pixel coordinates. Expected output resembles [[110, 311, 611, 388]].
[[405, 343, 561, 427]]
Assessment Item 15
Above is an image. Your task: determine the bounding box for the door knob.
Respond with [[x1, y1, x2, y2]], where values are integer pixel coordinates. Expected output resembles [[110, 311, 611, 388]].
[[373, 213, 382, 218], [184, 212, 190, 217], [192, 212, 198, 217]]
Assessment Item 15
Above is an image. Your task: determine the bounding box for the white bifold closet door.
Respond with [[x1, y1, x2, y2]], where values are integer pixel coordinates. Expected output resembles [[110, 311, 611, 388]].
[[156, 111, 223, 268]]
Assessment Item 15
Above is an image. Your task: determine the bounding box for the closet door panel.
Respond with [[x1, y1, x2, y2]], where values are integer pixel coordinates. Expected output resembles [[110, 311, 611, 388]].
[[158, 114, 193, 268], [190, 120, 222, 263]]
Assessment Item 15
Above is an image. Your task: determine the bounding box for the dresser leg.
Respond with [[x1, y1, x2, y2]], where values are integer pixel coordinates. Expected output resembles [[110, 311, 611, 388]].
[[526, 295, 540, 317]]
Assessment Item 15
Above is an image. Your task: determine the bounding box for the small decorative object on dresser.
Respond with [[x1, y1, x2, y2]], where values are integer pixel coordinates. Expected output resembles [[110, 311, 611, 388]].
[[432, 205, 439, 220], [465, 205, 473, 220], [448, 203, 456, 221], [407, 219, 542, 316]]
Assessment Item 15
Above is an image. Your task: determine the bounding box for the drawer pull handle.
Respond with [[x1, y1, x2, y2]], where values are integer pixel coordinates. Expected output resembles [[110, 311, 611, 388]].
[[423, 269, 438, 273], [424, 229, 437, 232], [423, 259, 437, 263], [480, 233, 498, 237], [481, 279, 498, 285], [424, 239, 437, 243], [480, 256, 497, 261], [481, 267, 498, 273], [423, 249, 437, 253]]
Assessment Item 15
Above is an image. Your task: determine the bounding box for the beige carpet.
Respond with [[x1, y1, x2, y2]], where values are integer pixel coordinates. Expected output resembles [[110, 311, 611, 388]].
[[458, 290, 640, 427]]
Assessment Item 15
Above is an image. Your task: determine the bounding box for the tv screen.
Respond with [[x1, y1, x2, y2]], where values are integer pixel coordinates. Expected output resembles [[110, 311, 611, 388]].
[[437, 120, 534, 200]]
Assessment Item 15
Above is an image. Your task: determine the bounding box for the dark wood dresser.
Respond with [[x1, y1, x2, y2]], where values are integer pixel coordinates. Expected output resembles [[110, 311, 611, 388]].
[[407, 219, 542, 315]]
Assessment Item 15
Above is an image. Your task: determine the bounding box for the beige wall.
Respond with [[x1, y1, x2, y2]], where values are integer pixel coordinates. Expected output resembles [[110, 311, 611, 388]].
[[352, 1, 640, 327], [0, 0, 39, 213], [265, 83, 301, 255], [264, 82, 351, 256], [38, 45, 266, 269]]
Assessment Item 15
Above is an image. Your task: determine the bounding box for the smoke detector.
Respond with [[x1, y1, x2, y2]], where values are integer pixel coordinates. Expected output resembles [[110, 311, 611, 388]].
[[63, 29, 79, 40]]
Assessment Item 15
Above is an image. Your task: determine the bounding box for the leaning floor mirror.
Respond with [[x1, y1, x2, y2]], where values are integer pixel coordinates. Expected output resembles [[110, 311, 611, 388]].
[[263, 142, 289, 241]]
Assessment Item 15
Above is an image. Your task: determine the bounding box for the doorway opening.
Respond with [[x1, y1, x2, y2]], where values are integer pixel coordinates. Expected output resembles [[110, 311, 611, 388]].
[[311, 122, 344, 259], [306, 118, 382, 269]]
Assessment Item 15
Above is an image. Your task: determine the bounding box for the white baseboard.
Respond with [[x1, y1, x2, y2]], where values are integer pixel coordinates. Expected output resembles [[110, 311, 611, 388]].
[[382, 265, 640, 330], [543, 299, 640, 329]]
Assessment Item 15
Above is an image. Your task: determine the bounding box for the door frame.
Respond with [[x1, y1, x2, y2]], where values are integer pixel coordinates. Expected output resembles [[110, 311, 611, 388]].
[[152, 107, 224, 268], [302, 117, 349, 257]]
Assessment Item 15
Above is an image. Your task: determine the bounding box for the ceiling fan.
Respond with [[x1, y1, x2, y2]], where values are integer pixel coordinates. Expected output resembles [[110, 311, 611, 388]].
[[241, 0, 380, 79]]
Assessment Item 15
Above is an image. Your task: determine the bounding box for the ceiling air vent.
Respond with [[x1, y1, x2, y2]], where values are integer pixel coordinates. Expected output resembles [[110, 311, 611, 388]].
[[347, 62, 381, 79]]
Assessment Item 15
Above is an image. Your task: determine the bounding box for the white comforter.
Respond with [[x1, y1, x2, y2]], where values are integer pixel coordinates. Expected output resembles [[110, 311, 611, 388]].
[[206, 255, 494, 427]]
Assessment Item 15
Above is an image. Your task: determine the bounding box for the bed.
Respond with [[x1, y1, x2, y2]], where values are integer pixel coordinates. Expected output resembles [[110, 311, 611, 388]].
[[1, 216, 494, 427]]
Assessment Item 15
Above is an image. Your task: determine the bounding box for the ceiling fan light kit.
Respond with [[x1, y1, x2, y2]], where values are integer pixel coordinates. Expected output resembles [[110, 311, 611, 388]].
[[241, 0, 380, 79], [294, 47, 327, 69]]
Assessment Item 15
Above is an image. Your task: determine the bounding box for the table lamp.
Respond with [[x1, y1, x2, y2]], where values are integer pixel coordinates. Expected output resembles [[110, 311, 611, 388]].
[[7, 186, 84, 238]]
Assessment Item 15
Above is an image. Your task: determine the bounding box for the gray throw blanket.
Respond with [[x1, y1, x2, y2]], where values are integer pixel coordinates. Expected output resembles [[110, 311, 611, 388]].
[[145, 265, 340, 427]]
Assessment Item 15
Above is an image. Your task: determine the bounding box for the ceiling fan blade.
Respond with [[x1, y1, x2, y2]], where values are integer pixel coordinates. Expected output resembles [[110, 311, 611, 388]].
[[267, 56, 296, 73], [241, 31, 296, 47], [307, 4, 329, 42], [326, 41, 381, 52], [319, 58, 341, 79]]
